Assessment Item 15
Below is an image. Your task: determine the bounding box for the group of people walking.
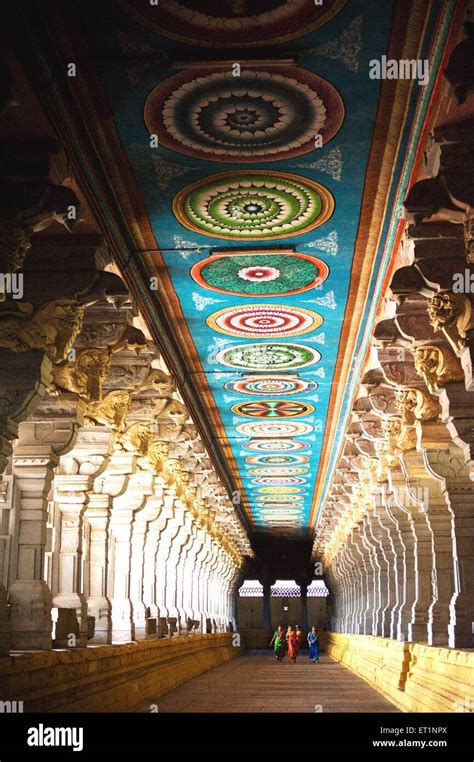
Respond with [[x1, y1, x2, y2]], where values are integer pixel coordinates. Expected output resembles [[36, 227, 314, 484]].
[[270, 625, 320, 663]]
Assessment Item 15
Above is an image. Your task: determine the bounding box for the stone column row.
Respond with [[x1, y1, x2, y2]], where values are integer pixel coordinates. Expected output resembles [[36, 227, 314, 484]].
[[314, 45, 474, 649], [0, 250, 251, 651]]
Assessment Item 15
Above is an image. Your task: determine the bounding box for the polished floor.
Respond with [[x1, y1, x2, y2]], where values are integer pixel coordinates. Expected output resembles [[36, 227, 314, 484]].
[[138, 649, 399, 713]]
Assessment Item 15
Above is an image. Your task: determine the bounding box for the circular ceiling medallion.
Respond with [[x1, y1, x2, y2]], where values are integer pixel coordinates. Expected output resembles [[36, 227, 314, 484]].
[[255, 495, 304, 503], [144, 67, 344, 163], [259, 518, 302, 524], [226, 375, 318, 396], [173, 171, 334, 240], [192, 252, 329, 297], [257, 509, 304, 516], [232, 400, 315, 418], [244, 439, 310, 452], [251, 476, 307, 485], [207, 304, 323, 338], [258, 503, 304, 516], [236, 421, 314, 436], [245, 453, 310, 465], [257, 486, 304, 494], [216, 343, 321, 371], [119, 0, 348, 48], [247, 467, 309, 476]]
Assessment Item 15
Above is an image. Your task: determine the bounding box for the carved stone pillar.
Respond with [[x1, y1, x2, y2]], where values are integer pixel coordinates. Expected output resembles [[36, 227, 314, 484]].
[[85, 491, 112, 644], [347, 533, 365, 633], [52, 428, 112, 646], [181, 528, 203, 632], [174, 514, 196, 634], [377, 487, 407, 640], [371, 495, 397, 638], [163, 505, 187, 635], [392, 464, 432, 643], [402, 446, 454, 646], [210, 544, 222, 632], [191, 529, 208, 632], [387, 475, 417, 642], [140, 487, 165, 639], [352, 525, 372, 635], [127, 471, 154, 641], [109, 463, 148, 643], [9, 418, 79, 649], [198, 537, 214, 633], [154, 493, 180, 636], [52, 474, 89, 646], [423, 449, 474, 648], [361, 513, 383, 636]]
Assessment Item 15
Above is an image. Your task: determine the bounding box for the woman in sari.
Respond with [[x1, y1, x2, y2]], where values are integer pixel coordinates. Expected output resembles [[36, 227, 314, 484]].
[[286, 625, 298, 662], [270, 625, 285, 661], [307, 625, 320, 663], [295, 625, 303, 654]]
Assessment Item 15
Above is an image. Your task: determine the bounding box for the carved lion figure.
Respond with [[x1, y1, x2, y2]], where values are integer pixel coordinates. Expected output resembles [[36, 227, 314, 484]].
[[84, 390, 131, 431], [427, 291, 473, 350], [163, 457, 182, 487], [49, 347, 111, 401], [382, 416, 416, 455], [175, 468, 191, 499], [119, 421, 154, 456], [394, 387, 441, 424], [0, 298, 84, 359], [147, 440, 170, 476], [413, 344, 464, 393]]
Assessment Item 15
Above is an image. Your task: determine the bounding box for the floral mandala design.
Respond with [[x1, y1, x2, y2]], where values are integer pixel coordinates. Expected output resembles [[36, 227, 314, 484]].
[[216, 342, 321, 370], [174, 171, 334, 240]]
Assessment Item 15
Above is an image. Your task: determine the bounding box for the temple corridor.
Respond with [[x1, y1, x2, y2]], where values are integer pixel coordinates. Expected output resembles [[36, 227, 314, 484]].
[[136, 650, 399, 713], [0, 1, 473, 744]]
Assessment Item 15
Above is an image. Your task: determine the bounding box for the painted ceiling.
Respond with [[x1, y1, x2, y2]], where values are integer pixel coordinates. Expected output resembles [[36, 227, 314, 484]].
[[48, 0, 447, 533]]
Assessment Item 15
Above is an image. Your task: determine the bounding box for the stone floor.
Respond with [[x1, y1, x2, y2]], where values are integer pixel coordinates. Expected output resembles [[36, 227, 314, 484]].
[[138, 650, 399, 712]]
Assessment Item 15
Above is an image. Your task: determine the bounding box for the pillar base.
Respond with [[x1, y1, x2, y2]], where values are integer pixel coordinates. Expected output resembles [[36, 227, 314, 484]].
[[111, 598, 134, 643], [408, 622, 428, 642], [53, 593, 88, 646], [9, 580, 52, 650], [87, 596, 112, 644]]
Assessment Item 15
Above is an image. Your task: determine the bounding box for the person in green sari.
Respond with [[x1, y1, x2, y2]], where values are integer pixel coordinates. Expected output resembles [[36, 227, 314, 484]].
[[270, 624, 285, 661]]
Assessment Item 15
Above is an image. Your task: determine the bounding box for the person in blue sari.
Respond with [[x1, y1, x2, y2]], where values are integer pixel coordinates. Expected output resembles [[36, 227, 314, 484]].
[[307, 625, 319, 663]]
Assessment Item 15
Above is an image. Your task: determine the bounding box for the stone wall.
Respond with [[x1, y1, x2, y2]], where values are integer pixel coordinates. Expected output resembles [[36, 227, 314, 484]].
[[321, 632, 474, 713], [0, 633, 240, 712]]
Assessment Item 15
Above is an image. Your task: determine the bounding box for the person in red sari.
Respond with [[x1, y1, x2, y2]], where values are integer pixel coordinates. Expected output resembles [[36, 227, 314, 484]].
[[295, 625, 303, 657], [286, 625, 298, 662]]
